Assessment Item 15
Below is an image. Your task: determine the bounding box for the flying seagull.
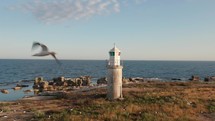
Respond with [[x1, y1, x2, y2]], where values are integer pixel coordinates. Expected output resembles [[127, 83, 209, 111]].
[[32, 42, 61, 65]]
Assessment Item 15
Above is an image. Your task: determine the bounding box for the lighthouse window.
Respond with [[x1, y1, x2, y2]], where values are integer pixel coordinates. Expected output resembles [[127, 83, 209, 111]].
[[109, 52, 115, 56]]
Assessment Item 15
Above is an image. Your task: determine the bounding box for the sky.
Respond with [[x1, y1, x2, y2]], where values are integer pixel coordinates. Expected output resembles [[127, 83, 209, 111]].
[[0, 0, 215, 60]]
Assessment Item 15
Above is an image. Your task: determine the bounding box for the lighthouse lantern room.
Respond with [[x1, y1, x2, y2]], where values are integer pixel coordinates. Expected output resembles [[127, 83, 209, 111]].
[[109, 45, 121, 66]]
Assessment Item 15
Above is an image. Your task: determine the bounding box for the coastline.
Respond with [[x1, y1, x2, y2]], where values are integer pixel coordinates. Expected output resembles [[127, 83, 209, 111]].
[[0, 75, 213, 101], [0, 80, 215, 121]]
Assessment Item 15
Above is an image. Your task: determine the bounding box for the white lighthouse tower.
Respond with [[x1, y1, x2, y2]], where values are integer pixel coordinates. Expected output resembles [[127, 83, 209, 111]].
[[107, 45, 123, 100]]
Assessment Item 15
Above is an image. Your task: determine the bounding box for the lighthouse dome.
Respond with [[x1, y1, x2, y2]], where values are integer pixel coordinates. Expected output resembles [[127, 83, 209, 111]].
[[109, 45, 120, 53]]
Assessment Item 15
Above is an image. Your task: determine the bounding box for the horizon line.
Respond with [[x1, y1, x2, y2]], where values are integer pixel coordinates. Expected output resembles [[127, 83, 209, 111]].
[[1, 58, 215, 62]]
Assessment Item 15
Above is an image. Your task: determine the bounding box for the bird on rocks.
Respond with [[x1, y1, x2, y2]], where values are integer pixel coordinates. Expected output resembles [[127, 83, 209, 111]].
[[32, 42, 61, 65]]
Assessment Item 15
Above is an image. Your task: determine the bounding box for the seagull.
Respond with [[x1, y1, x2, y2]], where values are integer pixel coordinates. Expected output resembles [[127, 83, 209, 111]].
[[32, 42, 61, 65]]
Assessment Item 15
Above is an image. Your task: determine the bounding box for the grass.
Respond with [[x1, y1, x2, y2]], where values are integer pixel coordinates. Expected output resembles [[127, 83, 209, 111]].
[[207, 99, 215, 113], [175, 116, 190, 121], [1, 81, 215, 121], [208, 105, 215, 113], [33, 110, 45, 119], [0, 102, 13, 113], [40, 81, 213, 121], [1, 107, 10, 112], [0, 102, 11, 107]]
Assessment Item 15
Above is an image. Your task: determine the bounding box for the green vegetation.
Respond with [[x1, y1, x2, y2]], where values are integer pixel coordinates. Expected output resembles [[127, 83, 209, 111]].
[[33, 110, 45, 119], [208, 100, 215, 113], [0, 102, 11, 107]]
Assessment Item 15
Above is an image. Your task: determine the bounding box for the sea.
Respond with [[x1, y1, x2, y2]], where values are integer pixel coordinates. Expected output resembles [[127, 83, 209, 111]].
[[1, 59, 215, 101]]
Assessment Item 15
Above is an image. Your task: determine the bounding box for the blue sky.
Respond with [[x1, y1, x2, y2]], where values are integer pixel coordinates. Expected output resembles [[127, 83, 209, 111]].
[[0, 0, 215, 60]]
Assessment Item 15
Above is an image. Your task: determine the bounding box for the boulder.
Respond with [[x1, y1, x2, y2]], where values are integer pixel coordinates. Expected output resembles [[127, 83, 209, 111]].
[[33, 84, 40, 89], [204, 76, 215, 82], [63, 82, 68, 87], [76, 78, 83, 86], [12, 86, 22, 90], [129, 77, 144, 82], [97, 77, 107, 84], [48, 82, 55, 86], [16, 84, 29, 87], [81, 76, 91, 86], [33, 79, 49, 90], [39, 81, 49, 89], [53, 76, 65, 86], [33, 89, 40, 94], [34, 77, 43, 84], [190, 75, 200, 81], [33, 76, 92, 92], [66, 78, 76, 86], [47, 86, 55, 91], [171, 78, 182, 81], [1, 89, 9, 94], [23, 89, 33, 93]]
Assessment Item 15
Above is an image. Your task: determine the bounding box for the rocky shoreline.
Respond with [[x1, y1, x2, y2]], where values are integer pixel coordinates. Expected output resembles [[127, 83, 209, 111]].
[[1, 75, 215, 96], [0, 79, 215, 121], [0, 74, 211, 117]]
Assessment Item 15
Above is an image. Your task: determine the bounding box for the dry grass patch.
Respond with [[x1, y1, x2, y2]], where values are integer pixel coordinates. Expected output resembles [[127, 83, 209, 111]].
[[1, 81, 215, 121]]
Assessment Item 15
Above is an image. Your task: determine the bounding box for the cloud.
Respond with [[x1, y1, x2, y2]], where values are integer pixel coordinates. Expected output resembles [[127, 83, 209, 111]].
[[17, 0, 120, 24], [14, 0, 145, 24]]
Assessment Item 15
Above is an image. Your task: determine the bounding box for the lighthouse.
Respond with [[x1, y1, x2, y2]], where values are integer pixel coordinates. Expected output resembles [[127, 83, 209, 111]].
[[107, 45, 123, 100]]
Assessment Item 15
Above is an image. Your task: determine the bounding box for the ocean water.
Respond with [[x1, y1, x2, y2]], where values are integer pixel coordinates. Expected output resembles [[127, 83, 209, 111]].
[[1, 59, 215, 101]]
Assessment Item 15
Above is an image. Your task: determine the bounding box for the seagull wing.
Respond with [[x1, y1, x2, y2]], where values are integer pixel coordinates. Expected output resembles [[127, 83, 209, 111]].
[[32, 42, 49, 52], [32, 42, 41, 50], [40, 44, 49, 52]]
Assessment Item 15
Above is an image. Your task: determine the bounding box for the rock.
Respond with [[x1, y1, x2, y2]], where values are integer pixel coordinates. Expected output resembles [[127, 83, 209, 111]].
[[39, 81, 49, 90], [34, 77, 43, 84], [129, 77, 144, 82], [12, 86, 22, 90], [81, 76, 91, 86], [1, 89, 9, 94], [76, 78, 83, 86], [33, 89, 40, 94], [171, 78, 181, 81], [204, 76, 215, 82], [53, 76, 65, 86], [48, 82, 54, 85], [63, 82, 68, 87], [66, 78, 76, 86], [33, 84, 40, 89], [13, 84, 29, 90], [210, 76, 215, 81], [33, 77, 49, 91], [47, 86, 55, 91], [23, 89, 33, 93], [33, 76, 92, 92], [190, 75, 200, 81], [97, 77, 107, 84], [16, 84, 29, 87]]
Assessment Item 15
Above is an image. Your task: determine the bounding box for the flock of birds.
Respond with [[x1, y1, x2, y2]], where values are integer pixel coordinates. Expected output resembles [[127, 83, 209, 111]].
[[32, 42, 61, 65]]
